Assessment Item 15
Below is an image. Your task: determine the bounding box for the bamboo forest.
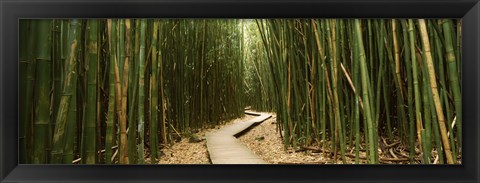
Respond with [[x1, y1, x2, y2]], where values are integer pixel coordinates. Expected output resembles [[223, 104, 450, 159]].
[[19, 19, 462, 164]]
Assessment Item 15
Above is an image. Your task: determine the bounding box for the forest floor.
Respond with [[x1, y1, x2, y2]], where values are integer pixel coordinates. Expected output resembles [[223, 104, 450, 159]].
[[239, 114, 416, 164], [237, 113, 336, 164], [155, 112, 456, 164]]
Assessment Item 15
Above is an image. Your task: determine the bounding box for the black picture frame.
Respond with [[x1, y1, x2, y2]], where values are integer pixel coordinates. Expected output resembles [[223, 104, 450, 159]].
[[1, 0, 479, 182]]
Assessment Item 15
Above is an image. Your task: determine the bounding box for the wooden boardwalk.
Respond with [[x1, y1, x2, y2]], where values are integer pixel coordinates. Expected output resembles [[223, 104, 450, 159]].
[[206, 111, 272, 164]]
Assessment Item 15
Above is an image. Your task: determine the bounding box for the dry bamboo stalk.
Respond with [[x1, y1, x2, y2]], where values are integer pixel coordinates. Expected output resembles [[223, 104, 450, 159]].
[[418, 19, 454, 164]]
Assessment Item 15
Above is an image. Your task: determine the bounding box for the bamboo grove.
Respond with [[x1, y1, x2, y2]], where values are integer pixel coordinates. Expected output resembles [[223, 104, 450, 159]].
[[19, 19, 246, 164], [247, 19, 461, 164], [19, 19, 461, 165]]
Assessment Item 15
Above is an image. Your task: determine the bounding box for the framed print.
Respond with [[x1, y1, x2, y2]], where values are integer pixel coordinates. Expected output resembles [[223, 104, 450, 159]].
[[1, 0, 479, 182]]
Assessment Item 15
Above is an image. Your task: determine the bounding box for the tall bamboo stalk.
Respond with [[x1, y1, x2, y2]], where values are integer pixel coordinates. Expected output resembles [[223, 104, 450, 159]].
[[418, 19, 454, 164], [19, 20, 30, 164], [354, 19, 376, 164], [137, 19, 147, 164], [105, 19, 117, 164], [127, 19, 139, 164], [84, 20, 98, 164], [118, 19, 129, 164], [23, 20, 39, 163], [32, 20, 52, 164], [400, 19, 415, 162], [442, 19, 462, 155], [150, 20, 160, 163], [51, 19, 81, 164]]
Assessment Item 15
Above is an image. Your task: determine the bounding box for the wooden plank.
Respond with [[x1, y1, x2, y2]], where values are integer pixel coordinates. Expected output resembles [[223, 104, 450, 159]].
[[206, 112, 272, 164], [244, 111, 262, 116]]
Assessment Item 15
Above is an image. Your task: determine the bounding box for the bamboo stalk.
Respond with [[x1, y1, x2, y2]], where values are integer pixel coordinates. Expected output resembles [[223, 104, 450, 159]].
[[442, 19, 462, 155], [50, 19, 81, 164], [354, 19, 376, 164], [128, 19, 139, 164], [118, 19, 129, 164], [32, 20, 52, 164], [137, 19, 147, 164], [19, 20, 30, 164], [84, 20, 98, 164], [105, 19, 117, 164], [418, 19, 454, 164], [150, 20, 160, 163]]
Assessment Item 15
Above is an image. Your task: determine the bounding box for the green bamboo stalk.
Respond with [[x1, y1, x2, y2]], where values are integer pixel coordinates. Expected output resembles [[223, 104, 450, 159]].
[[62, 20, 78, 164], [84, 20, 98, 164], [400, 19, 416, 163], [159, 22, 167, 147], [51, 20, 63, 138], [63, 31, 80, 164], [408, 19, 424, 158], [432, 22, 447, 164], [354, 19, 376, 164], [421, 129, 429, 163], [62, 75, 77, 164], [301, 21, 312, 145], [430, 90, 444, 164], [51, 19, 81, 164], [199, 20, 206, 130], [390, 20, 406, 148], [23, 20, 38, 163], [374, 20, 393, 142], [137, 19, 147, 164], [442, 19, 462, 156], [105, 19, 117, 164], [95, 22, 105, 163], [32, 20, 52, 164], [128, 19, 139, 164], [150, 20, 159, 163], [19, 20, 29, 164], [352, 20, 361, 164], [422, 73, 432, 163]]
